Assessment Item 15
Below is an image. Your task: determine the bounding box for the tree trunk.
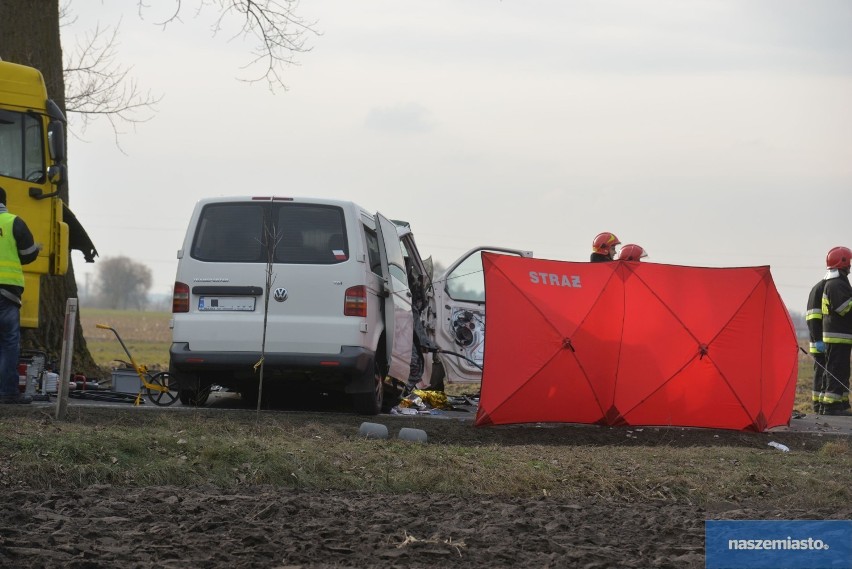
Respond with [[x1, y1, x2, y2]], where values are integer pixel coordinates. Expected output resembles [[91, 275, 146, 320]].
[[0, 0, 100, 377]]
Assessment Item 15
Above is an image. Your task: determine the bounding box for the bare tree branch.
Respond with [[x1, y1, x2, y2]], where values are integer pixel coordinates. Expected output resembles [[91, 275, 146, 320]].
[[140, 0, 319, 91], [60, 0, 315, 151], [63, 20, 162, 151]]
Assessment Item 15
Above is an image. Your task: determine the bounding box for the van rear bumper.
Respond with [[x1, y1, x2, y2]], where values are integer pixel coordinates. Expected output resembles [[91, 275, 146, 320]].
[[169, 342, 376, 392]]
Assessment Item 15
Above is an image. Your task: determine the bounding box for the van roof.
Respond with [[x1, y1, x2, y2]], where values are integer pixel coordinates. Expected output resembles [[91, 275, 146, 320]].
[[195, 195, 370, 213]]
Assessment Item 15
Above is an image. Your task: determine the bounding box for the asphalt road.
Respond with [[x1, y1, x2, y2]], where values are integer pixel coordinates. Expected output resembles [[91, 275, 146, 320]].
[[26, 388, 852, 436]]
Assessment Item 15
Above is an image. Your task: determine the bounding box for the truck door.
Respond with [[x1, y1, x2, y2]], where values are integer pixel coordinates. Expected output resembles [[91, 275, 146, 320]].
[[0, 62, 97, 328], [375, 213, 415, 382]]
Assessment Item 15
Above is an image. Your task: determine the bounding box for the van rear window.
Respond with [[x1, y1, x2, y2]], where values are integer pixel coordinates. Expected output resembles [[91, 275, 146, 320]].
[[191, 203, 349, 264]]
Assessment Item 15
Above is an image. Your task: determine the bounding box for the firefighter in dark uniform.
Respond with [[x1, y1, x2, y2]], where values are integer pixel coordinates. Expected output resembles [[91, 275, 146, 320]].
[[806, 274, 827, 414], [821, 246, 852, 416], [590, 232, 620, 262]]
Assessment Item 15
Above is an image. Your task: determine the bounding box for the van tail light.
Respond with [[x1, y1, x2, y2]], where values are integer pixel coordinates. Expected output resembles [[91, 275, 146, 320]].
[[173, 282, 190, 313], [344, 285, 367, 317]]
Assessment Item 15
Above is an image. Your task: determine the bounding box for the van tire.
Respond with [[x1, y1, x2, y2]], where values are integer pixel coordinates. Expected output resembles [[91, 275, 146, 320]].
[[352, 360, 383, 415], [176, 372, 211, 407], [241, 384, 259, 407], [179, 384, 211, 407]]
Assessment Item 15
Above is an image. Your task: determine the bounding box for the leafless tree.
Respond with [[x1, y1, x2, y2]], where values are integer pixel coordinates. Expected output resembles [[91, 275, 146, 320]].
[[62, 19, 162, 149], [95, 256, 153, 310], [61, 0, 318, 145], [0, 0, 316, 372], [139, 0, 318, 90]]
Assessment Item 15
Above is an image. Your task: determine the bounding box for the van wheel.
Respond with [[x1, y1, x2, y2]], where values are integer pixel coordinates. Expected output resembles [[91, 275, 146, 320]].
[[382, 380, 403, 413], [241, 384, 259, 407], [179, 384, 211, 406], [352, 361, 383, 415], [177, 375, 211, 407]]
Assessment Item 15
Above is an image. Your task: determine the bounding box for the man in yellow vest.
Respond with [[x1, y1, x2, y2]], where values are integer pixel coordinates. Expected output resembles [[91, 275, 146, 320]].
[[0, 186, 41, 404]]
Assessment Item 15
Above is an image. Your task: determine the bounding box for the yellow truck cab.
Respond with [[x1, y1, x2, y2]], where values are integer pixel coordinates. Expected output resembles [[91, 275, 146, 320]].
[[0, 59, 96, 327]]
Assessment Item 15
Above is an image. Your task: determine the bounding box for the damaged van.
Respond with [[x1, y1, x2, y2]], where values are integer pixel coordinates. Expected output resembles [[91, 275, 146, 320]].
[[168, 196, 530, 414]]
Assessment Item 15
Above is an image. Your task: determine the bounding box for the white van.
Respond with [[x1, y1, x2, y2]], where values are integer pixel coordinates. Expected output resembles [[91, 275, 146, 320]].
[[169, 195, 530, 414]]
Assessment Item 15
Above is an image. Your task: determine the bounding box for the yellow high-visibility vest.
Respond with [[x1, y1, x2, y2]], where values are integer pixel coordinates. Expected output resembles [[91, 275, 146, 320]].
[[0, 212, 25, 287]]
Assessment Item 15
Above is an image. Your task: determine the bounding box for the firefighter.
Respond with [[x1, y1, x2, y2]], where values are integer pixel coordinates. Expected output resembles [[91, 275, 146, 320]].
[[806, 271, 828, 414], [821, 245, 852, 416], [617, 244, 648, 262], [590, 232, 621, 262], [0, 187, 40, 404]]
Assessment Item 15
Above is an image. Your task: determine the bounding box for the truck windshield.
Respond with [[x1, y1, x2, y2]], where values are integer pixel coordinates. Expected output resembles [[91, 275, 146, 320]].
[[0, 110, 44, 182]]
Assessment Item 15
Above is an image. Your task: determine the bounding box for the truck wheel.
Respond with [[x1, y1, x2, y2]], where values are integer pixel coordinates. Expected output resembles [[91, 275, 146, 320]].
[[352, 360, 383, 415]]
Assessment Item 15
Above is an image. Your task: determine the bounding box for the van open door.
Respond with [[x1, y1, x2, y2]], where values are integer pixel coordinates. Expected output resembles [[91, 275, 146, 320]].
[[432, 247, 532, 383], [375, 213, 415, 382]]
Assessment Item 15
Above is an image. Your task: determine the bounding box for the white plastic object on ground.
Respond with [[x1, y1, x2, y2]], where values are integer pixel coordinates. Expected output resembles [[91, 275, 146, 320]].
[[767, 441, 790, 452], [398, 427, 428, 443], [358, 422, 389, 440]]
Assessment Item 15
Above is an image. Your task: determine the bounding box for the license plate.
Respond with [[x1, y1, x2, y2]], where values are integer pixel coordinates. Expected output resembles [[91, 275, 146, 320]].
[[198, 296, 256, 312]]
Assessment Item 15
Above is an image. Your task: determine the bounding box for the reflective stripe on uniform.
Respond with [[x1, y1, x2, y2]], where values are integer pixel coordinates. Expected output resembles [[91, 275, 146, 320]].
[[837, 297, 852, 317], [821, 391, 849, 404], [823, 332, 852, 344], [18, 242, 39, 256], [806, 308, 822, 320]]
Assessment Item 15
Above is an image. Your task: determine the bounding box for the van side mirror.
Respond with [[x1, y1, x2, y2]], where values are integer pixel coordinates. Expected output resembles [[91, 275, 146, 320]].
[[47, 121, 66, 162]]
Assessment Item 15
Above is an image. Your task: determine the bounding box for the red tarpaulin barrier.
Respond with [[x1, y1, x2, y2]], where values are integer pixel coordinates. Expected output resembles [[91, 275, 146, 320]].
[[475, 253, 798, 432]]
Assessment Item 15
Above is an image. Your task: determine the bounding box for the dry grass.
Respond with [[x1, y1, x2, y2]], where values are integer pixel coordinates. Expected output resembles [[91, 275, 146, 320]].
[[80, 308, 172, 371], [795, 342, 818, 414], [9, 325, 847, 511], [1, 407, 850, 509]]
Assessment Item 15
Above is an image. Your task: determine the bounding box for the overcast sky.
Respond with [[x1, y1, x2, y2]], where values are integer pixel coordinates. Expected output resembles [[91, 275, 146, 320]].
[[62, 0, 851, 313]]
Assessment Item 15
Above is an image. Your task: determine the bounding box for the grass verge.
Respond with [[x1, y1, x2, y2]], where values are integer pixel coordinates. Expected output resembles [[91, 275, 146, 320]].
[[1, 407, 849, 509]]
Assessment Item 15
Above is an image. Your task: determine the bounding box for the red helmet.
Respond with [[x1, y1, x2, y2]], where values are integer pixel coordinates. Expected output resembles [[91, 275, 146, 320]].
[[618, 244, 647, 261], [592, 232, 621, 255], [826, 246, 852, 270]]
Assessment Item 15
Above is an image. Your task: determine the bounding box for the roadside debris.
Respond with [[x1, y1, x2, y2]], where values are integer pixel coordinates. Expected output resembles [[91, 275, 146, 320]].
[[358, 422, 389, 440], [398, 427, 428, 443], [390, 389, 479, 415], [767, 441, 790, 452]]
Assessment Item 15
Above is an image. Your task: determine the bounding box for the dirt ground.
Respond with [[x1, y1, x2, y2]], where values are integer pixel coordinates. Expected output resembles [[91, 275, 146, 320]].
[[0, 484, 848, 569], [2, 401, 850, 569]]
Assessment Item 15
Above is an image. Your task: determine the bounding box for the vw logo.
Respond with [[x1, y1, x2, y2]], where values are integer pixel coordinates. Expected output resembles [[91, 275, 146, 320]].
[[273, 288, 288, 302]]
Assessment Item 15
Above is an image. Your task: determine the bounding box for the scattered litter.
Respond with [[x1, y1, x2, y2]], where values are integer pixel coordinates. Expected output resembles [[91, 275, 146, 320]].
[[391, 389, 471, 415], [399, 393, 426, 411], [767, 441, 790, 452]]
